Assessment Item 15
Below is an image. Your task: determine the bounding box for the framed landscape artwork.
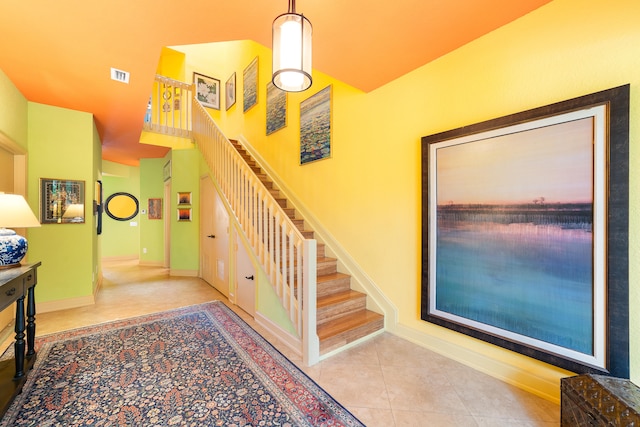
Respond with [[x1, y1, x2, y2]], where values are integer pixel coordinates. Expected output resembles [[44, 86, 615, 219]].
[[266, 82, 287, 135], [421, 85, 630, 377], [243, 57, 258, 113], [300, 85, 331, 165]]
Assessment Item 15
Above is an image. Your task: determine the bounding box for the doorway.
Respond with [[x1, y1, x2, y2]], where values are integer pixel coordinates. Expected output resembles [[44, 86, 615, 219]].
[[235, 230, 256, 316], [200, 176, 229, 297], [164, 182, 171, 268]]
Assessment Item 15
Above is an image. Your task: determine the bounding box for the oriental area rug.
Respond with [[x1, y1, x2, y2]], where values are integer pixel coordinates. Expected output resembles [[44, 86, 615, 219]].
[[0, 301, 364, 427]]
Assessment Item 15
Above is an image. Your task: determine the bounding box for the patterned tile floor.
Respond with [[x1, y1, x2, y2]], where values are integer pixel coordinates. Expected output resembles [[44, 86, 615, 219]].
[[20, 259, 560, 426]]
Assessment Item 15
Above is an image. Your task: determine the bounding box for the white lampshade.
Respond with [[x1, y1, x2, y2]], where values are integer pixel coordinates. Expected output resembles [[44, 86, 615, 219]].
[[0, 192, 40, 269], [272, 0, 312, 92], [0, 193, 40, 228]]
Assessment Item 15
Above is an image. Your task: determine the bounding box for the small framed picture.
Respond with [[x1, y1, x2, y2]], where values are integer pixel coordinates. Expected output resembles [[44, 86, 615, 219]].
[[177, 192, 191, 205], [40, 178, 85, 224], [194, 72, 220, 110], [178, 208, 192, 222], [148, 198, 162, 220], [163, 160, 172, 182], [226, 72, 236, 110]]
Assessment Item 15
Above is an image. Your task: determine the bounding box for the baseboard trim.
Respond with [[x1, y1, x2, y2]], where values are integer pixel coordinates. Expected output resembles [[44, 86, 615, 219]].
[[169, 269, 198, 277], [391, 323, 564, 404], [37, 295, 96, 314], [255, 311, 302, 358], [102, 255, 138, 262], [139, 260, 165, 267]]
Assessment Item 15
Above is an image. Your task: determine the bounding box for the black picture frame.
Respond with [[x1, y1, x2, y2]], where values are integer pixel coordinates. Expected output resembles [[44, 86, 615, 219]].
[[104, 192, 139, 221], [421, 85, 629, 377]]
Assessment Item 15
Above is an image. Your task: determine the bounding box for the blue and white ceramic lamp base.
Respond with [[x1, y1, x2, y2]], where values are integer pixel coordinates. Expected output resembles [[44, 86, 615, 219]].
[[0, 228, 28, 268]]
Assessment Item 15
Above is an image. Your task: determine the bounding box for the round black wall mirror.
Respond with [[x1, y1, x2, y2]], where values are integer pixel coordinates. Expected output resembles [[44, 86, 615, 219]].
[[104, 192, 139, 221]]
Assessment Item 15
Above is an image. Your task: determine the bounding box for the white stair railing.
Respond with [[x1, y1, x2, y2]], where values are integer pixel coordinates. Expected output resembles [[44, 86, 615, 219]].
[[192, 98, 319, 365], [143, 75, 193, 137]]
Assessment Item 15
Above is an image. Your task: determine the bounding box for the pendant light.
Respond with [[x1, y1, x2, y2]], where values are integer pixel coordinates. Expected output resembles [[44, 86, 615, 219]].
[[272, 0, 312, 92]]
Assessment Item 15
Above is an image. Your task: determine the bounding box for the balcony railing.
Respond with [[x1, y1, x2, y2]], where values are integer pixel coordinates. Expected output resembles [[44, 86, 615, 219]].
[[142, 75, 193, 138]]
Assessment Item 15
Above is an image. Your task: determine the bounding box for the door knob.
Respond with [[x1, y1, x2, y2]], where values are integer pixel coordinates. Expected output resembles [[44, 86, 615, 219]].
[[245, 275, 254, 280], [207, 234, 216, 238]]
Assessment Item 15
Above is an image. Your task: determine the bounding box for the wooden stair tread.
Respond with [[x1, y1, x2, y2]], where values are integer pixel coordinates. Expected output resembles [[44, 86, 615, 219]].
[[317, 310, 383, 340], [293, 256, 335, 267], [317, 272, 350, 282], [317, 290, 364, 308]]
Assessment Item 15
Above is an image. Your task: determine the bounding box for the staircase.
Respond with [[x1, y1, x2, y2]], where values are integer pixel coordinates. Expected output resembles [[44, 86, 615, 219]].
[[230, 140, 384, 355]]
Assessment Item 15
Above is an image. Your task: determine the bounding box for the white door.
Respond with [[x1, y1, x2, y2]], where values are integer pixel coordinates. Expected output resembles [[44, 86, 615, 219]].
[[235, 231, 256, 316], [200, 176, 230, 297], [200, 177, 215, 286], [164, 182, 171, 268]]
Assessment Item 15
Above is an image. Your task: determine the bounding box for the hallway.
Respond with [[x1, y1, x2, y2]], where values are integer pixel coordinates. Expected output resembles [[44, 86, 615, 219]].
[[28, 259, 560, 426]]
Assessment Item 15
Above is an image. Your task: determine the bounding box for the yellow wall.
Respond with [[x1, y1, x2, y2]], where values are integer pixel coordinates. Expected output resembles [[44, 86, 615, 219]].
[[0, 69, 28, 149], [173, 0, 640, 401]]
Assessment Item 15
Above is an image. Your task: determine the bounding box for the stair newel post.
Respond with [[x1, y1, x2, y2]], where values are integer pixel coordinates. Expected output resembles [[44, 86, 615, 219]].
[[302, 239, 319, 366], [302, 239, 319, 365]]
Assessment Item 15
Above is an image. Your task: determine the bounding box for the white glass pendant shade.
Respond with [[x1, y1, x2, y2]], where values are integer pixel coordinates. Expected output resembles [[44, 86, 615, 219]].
[[272, 12, 312, 92]]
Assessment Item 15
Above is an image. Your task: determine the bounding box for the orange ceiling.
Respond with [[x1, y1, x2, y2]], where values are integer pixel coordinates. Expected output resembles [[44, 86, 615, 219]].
[[0, 0, 552, 166]]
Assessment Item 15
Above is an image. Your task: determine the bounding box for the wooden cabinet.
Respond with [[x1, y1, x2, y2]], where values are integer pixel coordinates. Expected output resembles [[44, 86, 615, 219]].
[[561, 374, 640, 426]]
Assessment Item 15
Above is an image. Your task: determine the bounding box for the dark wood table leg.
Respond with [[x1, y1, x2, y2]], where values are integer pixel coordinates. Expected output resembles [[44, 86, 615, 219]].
[[14, 296, 25, 379], [26, 285, 36, 359]]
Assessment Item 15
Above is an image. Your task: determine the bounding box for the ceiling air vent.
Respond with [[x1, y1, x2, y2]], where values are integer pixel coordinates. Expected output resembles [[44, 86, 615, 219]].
[[110, 68, 130, 84]]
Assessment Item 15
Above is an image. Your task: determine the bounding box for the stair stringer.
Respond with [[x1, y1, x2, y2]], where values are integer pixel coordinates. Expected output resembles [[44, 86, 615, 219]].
[[236, 135, 399, 340]]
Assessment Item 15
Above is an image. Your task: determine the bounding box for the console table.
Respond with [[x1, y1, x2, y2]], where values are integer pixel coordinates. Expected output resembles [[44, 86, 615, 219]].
[[0, 262, 40, 417]]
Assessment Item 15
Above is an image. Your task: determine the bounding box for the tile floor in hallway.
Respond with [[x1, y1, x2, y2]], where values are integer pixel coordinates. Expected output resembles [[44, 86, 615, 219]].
[[24, 260, 561, 426]]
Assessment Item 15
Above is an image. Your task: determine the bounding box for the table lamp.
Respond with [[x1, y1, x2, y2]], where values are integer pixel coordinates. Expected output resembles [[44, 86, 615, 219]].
[[62, 203, 84, 223], [0, 192, 41, 269]]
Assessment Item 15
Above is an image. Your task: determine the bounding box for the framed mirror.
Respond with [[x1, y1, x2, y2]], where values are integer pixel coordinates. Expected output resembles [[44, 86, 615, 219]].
[[104, 192, 139, 221]]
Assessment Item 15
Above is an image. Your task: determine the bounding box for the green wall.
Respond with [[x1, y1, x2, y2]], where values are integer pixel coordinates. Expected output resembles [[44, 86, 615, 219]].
[[169, 148, 200, 272], [139, 157, 167, 264], [101, 162, 140, 259], [27, 103, 100, 303]]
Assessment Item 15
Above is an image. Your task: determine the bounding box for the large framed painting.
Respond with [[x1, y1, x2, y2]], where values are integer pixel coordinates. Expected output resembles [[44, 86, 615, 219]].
[[266, 82, 287, 135], [300, 85, 331, 165], [421, 85, 629, 377]]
